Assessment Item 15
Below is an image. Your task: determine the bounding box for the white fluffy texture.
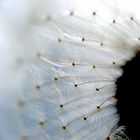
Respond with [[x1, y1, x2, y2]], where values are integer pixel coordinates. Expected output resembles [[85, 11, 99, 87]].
[[0, 0, 140, 140]]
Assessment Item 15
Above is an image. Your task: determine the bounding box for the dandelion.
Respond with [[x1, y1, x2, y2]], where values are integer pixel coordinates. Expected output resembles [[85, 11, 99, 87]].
[[0, 0, 139, 140]]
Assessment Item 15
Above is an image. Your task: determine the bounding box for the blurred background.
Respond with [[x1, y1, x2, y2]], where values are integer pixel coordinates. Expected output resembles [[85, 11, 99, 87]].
[[116, 51, 140, 140]]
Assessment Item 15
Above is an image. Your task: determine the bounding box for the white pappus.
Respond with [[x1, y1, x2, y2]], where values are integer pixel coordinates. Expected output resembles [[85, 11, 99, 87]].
[[0, 0, 139, 140]]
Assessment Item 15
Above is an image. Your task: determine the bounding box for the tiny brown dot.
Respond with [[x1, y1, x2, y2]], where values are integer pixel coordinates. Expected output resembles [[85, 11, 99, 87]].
[[62, 126, 66, 130], [17, 100, 24, 107], [36, 52, 42, 58], [100, 43, 103, 46], [83, 117, 87, 120], [75, 84, 78, 87], [70, 11, 74, 16], [82, 37, 85, 42], [97, 106, 100, 109], [93, 65, 96, 68], [112, 61, 116, 65], [58, 38, 62, 42], [106, 137, 110, 140], [113, 20, 116, 23], [93, 12, 96, 15], [54, 77, 58, 81], [39, 121, 44, 126], [60, 104, 63, 108], [36, 85, 41, 90], [130, 17, 134, 20], [96, 88, 99, 91], [72, 62, 75, 66]]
